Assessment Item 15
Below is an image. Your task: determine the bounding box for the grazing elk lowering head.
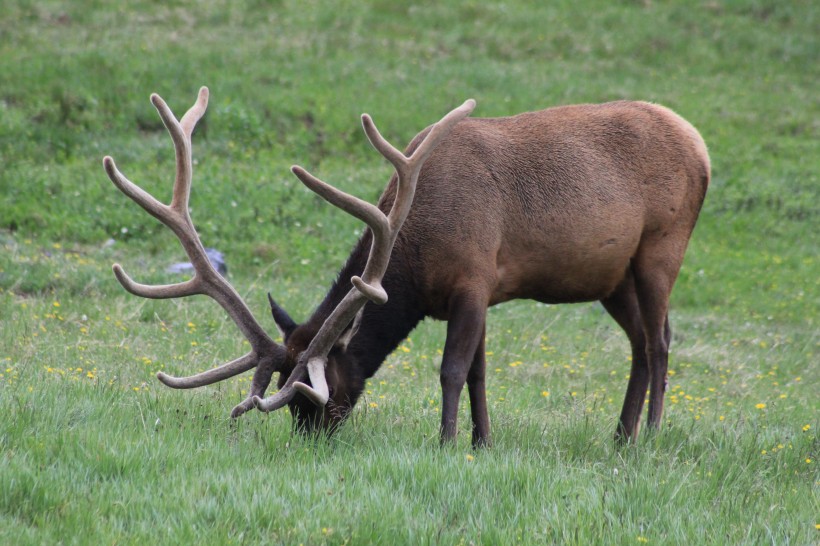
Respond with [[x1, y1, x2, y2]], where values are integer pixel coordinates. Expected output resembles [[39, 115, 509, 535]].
[[104, 88, 709, 447]]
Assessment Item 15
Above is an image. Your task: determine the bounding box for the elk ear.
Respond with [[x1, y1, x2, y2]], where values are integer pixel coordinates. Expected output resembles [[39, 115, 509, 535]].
[[268, 293, 298, 340], [335, 308, 364, 353]]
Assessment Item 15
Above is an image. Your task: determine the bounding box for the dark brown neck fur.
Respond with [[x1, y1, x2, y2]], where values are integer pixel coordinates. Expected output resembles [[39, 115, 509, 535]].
[[304, 227, 425, 381]]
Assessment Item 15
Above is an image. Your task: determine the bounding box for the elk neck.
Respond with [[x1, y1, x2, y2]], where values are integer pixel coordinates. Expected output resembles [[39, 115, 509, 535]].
[[303, 228, 425, 380]]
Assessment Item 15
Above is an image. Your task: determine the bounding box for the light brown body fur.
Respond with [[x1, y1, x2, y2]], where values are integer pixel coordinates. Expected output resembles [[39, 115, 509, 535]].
[[403, 101, 708, 311]]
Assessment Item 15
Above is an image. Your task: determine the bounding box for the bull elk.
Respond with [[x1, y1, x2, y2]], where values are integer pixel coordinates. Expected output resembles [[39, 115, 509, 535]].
[[103, 87, 709, 447]]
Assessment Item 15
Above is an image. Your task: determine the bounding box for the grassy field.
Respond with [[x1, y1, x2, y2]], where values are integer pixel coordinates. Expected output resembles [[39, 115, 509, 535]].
[[1, 0, 818, 544]]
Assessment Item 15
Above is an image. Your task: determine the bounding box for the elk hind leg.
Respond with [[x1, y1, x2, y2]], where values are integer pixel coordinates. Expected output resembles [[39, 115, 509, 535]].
[[467, 324, 491, 448], [632, 245, 680, 431], [601, 273, 651, 443]]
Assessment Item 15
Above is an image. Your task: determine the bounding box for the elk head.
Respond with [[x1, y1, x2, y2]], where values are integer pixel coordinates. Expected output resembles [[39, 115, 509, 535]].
[[265, 297, 368, 434], [103, 87, 474, 432]]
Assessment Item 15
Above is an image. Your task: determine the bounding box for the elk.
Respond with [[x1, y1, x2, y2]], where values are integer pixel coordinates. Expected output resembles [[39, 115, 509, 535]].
[[103, 87, 709, 447]]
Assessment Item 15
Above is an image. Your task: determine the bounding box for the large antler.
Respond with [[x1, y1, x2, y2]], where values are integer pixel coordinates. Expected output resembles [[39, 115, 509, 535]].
[[252, 98, 477, 413], [103, 87, 287, 394]]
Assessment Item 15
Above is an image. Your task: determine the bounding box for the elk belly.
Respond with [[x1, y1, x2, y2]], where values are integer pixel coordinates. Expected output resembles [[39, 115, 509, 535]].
[[491, 236, 638, 305]]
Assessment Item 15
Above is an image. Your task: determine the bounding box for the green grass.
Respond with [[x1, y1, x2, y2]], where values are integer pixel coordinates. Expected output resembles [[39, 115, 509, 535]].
[[1, 0, 818, 543]]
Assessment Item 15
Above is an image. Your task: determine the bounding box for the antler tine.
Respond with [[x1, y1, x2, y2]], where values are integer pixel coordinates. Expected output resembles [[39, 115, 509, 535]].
[[361, 99, 476, 189], [178, 86, 209, 136], [103, 156, 172, 227], [104, 88, 285, 402], [113, 264, 201, 299], [254, 100, 476, 413], [290, 166, 390, 239], [405, 99, 476, 167], [151, 86, 208, 213], [290, 165, 391, 306], [157, 352, 256, 389]]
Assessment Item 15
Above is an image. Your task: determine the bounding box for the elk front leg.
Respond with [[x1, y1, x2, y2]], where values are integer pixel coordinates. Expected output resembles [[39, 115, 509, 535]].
[[440, 293, 487, 445]]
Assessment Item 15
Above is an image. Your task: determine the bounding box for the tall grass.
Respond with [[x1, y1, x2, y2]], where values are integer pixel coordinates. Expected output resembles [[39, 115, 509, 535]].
[[1, 0, 818, 544]]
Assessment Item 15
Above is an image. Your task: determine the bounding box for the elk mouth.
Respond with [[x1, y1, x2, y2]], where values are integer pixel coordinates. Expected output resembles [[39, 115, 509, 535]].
[[290, 394, 350, 436]]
